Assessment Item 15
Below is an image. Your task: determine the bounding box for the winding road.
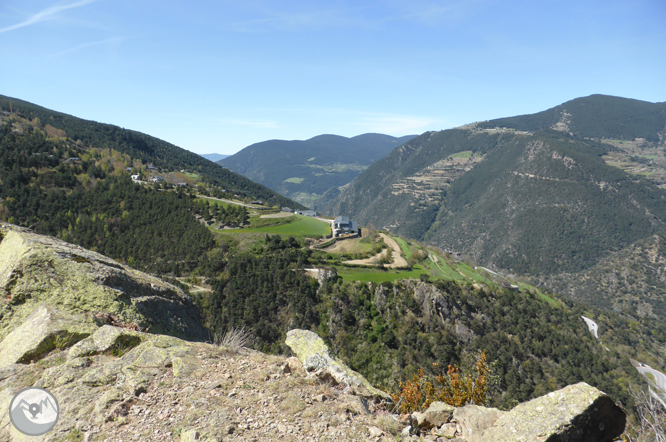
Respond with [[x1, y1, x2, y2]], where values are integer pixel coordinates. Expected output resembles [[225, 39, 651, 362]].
[[637, 363, 666, 393]]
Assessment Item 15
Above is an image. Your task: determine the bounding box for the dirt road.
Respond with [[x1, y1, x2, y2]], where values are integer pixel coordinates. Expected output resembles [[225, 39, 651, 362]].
[[342, 233, 408, 268]]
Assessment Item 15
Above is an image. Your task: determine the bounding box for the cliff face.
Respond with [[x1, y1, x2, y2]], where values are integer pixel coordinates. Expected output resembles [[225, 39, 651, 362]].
[[0, 223, 206, 342]]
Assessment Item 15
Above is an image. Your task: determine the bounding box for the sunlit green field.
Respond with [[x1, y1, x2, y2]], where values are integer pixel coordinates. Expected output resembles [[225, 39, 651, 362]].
[[219, 214, 330, 237], [337, 265, 428, 282]]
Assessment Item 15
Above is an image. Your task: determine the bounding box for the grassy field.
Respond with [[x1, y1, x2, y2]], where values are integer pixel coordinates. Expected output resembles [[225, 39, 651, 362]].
[[197, 197, 234, 209], [284, 177, 304, 184], [426, 256, 466, 280], [184, 172, 198, 179], [218, 214, 330, 237], [394, 237, 413, 259], [337, 265, 428, 282], [323, 237, 375, 254], [451, 150, 473, 159]]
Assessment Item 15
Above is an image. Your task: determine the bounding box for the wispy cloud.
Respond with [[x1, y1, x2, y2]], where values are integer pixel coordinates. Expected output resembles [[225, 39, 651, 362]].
[[48, 37, 123, 58], [0, 0, 98, 34]]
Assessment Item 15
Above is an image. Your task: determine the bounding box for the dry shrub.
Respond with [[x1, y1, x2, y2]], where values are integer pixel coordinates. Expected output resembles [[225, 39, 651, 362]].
[[622, 387, 666, 442], [214, 327, 254, 352], [392, 350, 488, 414]]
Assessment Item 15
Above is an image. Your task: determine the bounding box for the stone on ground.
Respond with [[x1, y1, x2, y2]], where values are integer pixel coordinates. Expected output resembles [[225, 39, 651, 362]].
[[285, 329, 391, 401]]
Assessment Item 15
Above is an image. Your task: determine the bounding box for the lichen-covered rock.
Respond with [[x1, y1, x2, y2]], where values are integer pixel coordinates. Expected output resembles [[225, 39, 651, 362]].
[[453, 404, 505, 442], [285, 329, 391, 401], [0, 304, 95, 367], [0, 223, 206, 342], [412, 401, 456, 430], [483, 382, 625, 442]]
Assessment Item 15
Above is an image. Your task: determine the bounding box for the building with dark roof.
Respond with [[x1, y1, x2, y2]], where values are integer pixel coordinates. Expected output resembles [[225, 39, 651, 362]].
[[333, 216, 359, 237]]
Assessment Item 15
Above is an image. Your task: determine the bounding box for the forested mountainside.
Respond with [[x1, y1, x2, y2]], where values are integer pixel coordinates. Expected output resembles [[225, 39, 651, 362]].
[[477, 94, 666, 141], [0, 99, 305, 277], [196, 238, 666, 412], [0, 95, 301, 209], [220, 133, 415, 209], [323, 95, 666, 321]]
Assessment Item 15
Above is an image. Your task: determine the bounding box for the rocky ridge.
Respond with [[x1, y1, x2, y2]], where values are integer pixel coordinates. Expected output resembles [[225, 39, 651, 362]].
[[0, 306, 627, 442], [0, 223, 206, 342]]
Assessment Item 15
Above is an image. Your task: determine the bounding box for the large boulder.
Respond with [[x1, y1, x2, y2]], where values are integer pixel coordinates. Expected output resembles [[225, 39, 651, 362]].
[[412, 401, 456, 430], [0, 223, 206, 341], [0, 304, 95, 368], [482, 382, 625, 442], [453, 404, 506, 442], [285, 329, 391, 401]]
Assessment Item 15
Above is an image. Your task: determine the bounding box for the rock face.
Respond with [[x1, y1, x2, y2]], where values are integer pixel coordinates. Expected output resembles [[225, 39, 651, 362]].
[[0, 223, 206, 342], [285, 329, 391, 401], [484, 382, 626, 442], [0, 304, 95, 367]]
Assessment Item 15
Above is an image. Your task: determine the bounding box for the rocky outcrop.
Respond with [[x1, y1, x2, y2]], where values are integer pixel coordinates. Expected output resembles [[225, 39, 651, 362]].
[[0, 304, 95, 367], [0, 306, 399, 441], [484, 382, 626, 442], [285, 329, 391, 401], [0, 303, 628, 442], [404, 383, 625, 442], [0, 223, 206, 341]]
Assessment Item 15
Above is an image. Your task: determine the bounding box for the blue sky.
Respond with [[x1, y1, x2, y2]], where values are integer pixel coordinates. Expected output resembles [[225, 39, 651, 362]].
[[1, 1, 664, 155]]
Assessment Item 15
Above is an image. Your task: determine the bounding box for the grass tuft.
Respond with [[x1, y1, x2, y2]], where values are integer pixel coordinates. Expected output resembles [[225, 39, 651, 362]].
[[215, 327, 255, 352]]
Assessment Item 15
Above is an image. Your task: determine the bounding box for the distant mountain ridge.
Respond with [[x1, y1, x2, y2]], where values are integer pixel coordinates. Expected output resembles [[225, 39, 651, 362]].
[[219, 133, 416, 208], [323, 94, 666, 321], [200, 153, 229, 162]]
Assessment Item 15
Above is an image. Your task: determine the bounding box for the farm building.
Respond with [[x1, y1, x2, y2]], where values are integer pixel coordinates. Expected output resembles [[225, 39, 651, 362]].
[[281, 207, 293, 213], [149, 176, 164, 183], [333, 216, 359, 237], [295, 210, 317, 217]]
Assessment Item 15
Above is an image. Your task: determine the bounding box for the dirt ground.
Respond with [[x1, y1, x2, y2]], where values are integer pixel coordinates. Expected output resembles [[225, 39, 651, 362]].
[[260, 212, 294, 219]]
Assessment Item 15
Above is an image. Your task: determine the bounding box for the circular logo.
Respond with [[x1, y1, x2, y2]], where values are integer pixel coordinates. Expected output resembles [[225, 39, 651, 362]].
[[9, 387, 60, 436]]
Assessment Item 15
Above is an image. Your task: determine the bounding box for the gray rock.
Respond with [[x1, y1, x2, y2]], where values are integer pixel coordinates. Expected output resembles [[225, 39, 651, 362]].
[[0, 222, 207, 342], [285, 329, 391, 400], [0, 304, 95, 367], [453, 404, 505, 442], [482, 382, 625, 442], [368, 425, 384, 437], [412, 401, 456, 430], [181, 429, 200, 441]]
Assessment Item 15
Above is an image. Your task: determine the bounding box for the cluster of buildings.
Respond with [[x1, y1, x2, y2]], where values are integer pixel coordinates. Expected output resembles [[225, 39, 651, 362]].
[[281, 207, 317, 217]]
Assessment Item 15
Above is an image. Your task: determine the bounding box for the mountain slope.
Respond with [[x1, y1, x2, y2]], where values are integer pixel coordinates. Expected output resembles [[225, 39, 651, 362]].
[[323, 95, 666, 320], [220, 133, 416, 208], [0, 95, 302, 209]]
